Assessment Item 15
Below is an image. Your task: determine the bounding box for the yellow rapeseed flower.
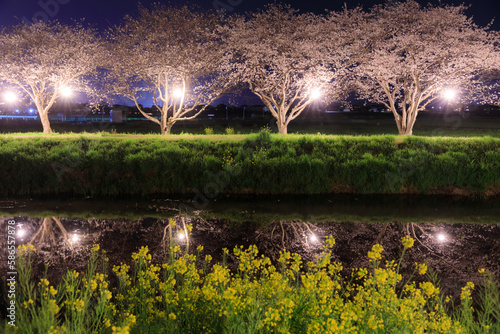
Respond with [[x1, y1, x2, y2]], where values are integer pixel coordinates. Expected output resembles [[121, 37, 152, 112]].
[[461, 282, 475, 301], [103, 290, 112, 300], [18, 244, 36, 253], [368, 244, 384, 261], [420, 282, 438, 297], [416, 263, 427, 275], [70, 270, 79, 278], [111, 325, 130, 334], [401, 235, 414, 249]]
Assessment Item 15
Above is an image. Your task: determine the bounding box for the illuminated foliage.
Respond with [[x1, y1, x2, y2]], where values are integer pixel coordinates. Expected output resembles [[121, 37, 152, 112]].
[[0, 21, 104, 133], [107, 5, 236, 135], [225, 4, 357, 134], [352, 0, 500, 135]]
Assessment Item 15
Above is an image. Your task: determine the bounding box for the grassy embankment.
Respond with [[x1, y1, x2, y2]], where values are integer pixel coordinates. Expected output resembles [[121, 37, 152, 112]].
[[1, 132, 500, 197], [3, 235, 499, 333]]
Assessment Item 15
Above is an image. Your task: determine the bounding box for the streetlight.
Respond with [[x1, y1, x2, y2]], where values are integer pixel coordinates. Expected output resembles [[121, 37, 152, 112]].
[[4, 92, 17, 103], [443, 89, 456, 101], [173, 88, 184, 99], [310, 89, 321, 100], [60, 86, 72, 98]]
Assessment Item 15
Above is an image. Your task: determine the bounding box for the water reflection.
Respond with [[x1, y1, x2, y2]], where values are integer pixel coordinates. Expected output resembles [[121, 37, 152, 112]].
[[1, 216, 498, 297], [14, 217, 85, 248]]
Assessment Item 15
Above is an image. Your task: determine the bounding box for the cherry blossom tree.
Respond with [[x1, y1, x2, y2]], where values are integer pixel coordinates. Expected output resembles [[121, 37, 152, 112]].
[[226, 4, 355, 134], [0, 21, 104, 133], [107, 5, 235, 135], [352, 0, 500, 135]]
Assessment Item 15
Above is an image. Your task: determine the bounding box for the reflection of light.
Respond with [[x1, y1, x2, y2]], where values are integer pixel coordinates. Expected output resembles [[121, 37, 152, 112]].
[[436, 233, 447, 242], [29, 109, 34, 113], [177, 232, 185, 240], [70, 234, 80, 243], [60, 87, 72, 97], [443, 89, 456, 101], [173, 89, 184, 98], [4, 92, 16, 103], [310, 234, 318, 243], [17, 228, 26, 238]]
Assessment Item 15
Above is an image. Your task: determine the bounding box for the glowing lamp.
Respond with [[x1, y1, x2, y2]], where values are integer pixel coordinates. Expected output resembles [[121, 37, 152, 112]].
[[310, 89, 321, 100], [4, 92, 16, 103], [443, 89, 456, 101], [60, 87, 72, 97], [173, 89, 184, 99]]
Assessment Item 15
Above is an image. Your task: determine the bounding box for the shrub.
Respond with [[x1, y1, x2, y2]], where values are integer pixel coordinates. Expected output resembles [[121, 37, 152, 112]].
[[1, 134, 499, 197]]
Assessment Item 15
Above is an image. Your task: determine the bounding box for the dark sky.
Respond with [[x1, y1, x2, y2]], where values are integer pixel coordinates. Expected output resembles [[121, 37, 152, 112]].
[[1, 0, 498, 107], [1, 0, 499, 30]]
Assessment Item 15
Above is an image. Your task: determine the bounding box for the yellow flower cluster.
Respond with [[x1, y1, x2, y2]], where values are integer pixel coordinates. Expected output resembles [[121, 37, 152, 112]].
[[14, 236, 477, 334], [416, 262, 427, 275], [66, 298, 85, 312], [131, 245, 152, 262], [47, 325, 66, 334], [401, 235, 414, 249], [18, 244, 36, 253], [368, 244, 384, 261], [461, 282, 475, 301], [22, 299, 34, 309]]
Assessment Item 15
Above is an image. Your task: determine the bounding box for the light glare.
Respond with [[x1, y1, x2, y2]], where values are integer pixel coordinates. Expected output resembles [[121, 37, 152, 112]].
[[173, 89, 184, 98], [17, 229, 26, 238], [71, 234, 80, 243], [178, 232, 185, 240], [310, 89, 321, 100], [60, 87, 72, 97], [436, 233, 447, 242], [443, 89, 456, 101], [4, 92, 16, 103], [310, 234, 318, 242]]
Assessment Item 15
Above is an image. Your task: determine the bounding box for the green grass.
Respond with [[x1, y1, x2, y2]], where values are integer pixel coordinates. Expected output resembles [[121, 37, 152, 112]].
[[0, 132, 499, 197], [4, 236, 499, 333]]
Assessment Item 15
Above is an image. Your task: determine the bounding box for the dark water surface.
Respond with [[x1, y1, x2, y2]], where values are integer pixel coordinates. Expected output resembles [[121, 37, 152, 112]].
[[1, 194, 499, 305]]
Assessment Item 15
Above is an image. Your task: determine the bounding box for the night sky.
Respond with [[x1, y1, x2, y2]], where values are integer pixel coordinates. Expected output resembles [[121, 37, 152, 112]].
[[1, 0, 499, 30]]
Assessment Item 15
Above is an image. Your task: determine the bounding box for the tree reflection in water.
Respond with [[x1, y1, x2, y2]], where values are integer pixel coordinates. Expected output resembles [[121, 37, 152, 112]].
[[29, 217, 73, 247], [0, 216, 498, 301]]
